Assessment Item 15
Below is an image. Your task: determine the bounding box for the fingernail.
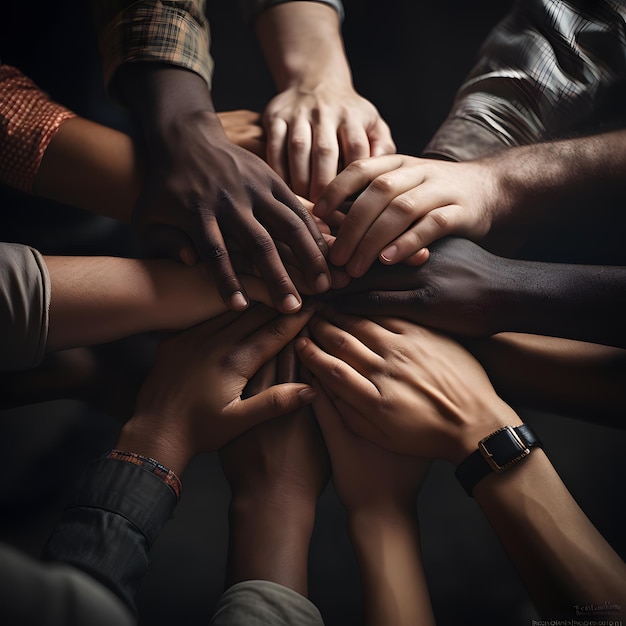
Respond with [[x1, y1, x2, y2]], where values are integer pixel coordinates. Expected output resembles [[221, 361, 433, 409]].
[[299, 387, 317, 403], [231, 291, 248, 310], [314, 273, 331, 292], [380, 245, 397, 263], [282, 294, 301, 312]]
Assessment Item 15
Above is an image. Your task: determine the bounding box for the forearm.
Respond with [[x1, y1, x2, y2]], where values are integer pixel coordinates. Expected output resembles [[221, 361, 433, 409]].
[[499, 259, 626, 347], [255, 2, 351, 90], [465, 333, 626, 427], [226, 493, 316, 596], [490, 130, 626, 229], [474, 450, 626, 617], [348, 510, 434, 626], [44, 256, 224, 351], [34, 117, 141, 222]]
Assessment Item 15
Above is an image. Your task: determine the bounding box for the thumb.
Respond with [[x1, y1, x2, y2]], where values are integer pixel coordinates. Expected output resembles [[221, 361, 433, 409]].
[[230, 383, 317, 431]]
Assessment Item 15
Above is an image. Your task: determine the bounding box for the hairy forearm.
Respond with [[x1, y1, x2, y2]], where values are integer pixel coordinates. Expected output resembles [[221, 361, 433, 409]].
[[255, 2, 351, 90], [45, 256, 223, 351], [491, 130, 626, 228], [226, 494, 316, 596], [474, 451, 626, 617], [499, 259, 626, 347], [348, 511, 434, 626]]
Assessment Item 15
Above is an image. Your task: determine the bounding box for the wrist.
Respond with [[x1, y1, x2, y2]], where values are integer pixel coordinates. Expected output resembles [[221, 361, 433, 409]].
[[448, 401, 523, 467], [116, 414, 193, 477]]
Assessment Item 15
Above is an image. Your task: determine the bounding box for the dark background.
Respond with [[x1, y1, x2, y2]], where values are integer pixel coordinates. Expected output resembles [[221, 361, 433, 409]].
[[1, 1, 626, 625]]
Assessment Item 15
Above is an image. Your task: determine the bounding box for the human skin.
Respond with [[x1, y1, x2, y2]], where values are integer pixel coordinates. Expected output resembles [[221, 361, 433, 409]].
[[255, 1, 395, 201], [312, 385, 434, 626], [296, 312, 626, 618], [220, 346, 329, 596], [114, 62, 330, 313], [312, 129, 626, 277]]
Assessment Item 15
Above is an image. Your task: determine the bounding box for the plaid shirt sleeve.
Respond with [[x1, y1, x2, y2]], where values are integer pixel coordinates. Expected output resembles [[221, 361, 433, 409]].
[[424, 0, 626, 162], [91, 0, 214, 89]]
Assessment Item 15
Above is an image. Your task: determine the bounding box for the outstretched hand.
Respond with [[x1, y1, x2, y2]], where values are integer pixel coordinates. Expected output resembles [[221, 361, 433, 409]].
[[325, 237, 511, 337], [118, 303, 315, 475]]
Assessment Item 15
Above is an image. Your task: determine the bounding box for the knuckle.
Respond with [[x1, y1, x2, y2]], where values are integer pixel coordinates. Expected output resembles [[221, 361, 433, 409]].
[[428, 209, 452, 233], [388, 194, 416, 217], [370, 174, 396, 195], [290, 135, 309, 151], [347, 158, 370, 174]]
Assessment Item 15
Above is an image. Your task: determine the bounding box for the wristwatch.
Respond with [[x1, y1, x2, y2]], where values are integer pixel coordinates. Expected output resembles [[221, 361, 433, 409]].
[[455, 424, 542, 496]]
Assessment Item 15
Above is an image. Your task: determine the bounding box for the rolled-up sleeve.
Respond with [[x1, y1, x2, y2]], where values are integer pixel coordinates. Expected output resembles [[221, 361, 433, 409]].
[[0, 243, 50, 372], [91, 0, 214, 89], [424, 0, 626, 161]]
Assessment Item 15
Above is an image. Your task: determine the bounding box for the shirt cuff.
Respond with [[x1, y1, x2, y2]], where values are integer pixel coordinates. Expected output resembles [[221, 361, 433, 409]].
[[97, 0, 214, 90], [43, 456, 179, 612], [0, 243, 50, 372]]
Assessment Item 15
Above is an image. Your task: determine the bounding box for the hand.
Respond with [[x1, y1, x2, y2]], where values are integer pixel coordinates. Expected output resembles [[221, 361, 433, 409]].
[[220, 342, 329, 504], [118, 64, 330, 314], [263, 84, 395, 201], [117, 303, 315, 475], [217, 109, 265, 157], [296, 310, 521, 464], [312, 383, 429, 516], [219, 342, 329, 594], [313, 155, 502, 277], [326, 237, 511, 337]]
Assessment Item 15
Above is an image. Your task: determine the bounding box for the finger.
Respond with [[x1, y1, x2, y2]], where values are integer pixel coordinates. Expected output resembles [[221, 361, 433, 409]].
[[231, 382, 318, 429], [310, 121, 340, 202], [312, 154, 404, 219], [233, 304, 315, 380], [308, 312, 388, 364], [394, 247, 430, 267], [236, 218, 303, 313], [277, 340, 298, 383], [193, 211, 249, 311], [338, 121, 370, 167], [386, 204, 463, 259], [287, 118, 313, 197], [367, 117, 396, 157], [330, 166, 426, 268], [264, 116, 289, 182], [311, 380, 350, 451], [295, 335, 381, 416], [262, 192, 331, 296]]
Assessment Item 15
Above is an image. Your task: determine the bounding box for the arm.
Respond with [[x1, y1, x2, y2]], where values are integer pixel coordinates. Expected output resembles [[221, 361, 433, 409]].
[[312, 386, 434, 626], [44, 303, 316, 614], [296, 311, 626, 617], [219, 346, 329, 597], [44, 255, 272, 352], [327, 236, 626, 348], [313, 129, 626, 277], [254, 1, 395, 200]]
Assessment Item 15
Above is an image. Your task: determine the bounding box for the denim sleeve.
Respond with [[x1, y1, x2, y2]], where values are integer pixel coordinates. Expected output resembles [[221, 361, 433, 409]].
[[42, 457, 178, 614]]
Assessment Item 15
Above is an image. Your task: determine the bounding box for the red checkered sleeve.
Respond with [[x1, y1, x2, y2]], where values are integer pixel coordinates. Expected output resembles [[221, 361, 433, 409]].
[[0, 65, 76, 194]]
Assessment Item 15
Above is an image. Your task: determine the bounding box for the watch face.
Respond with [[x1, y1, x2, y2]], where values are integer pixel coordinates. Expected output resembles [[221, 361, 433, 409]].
[[479, 426, 530, 472]]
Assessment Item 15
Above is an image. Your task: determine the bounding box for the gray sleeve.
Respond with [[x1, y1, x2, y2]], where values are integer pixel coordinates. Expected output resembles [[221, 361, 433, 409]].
[[0, 243, 50, 371], [424, 0, 626, 162], [0, 543, 135, 626], [210, 580, 325, 626], [238, 0, 344, 22]]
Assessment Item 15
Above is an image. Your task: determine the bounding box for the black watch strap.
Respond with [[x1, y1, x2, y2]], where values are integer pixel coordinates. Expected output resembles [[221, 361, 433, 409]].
[[455, 424, 542, 497]]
